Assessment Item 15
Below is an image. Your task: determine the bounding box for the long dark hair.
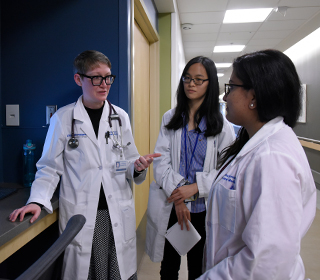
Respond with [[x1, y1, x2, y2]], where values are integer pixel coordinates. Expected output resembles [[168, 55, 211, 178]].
[[165, 56, 223, 137], [218, 49, 302, 168]]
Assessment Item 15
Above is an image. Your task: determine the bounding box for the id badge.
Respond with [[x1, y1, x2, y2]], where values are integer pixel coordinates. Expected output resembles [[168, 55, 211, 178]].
[[115, 160, 127, 173]]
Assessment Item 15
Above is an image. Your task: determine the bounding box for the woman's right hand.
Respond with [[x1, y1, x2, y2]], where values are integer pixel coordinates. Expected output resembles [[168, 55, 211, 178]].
[[8, 204, 41, 223], [174, 202, 191, 231]]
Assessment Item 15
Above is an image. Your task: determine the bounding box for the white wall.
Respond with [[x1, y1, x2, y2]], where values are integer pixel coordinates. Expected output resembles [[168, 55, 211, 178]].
[[170, 0, 185, 109], [285, 27, 320, 184]]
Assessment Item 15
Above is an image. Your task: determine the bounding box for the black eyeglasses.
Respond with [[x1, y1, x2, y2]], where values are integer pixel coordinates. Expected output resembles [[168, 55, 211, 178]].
[[224, 83, 249, 96], [78, 73, 116, 86], [182, 76, 209, 85]]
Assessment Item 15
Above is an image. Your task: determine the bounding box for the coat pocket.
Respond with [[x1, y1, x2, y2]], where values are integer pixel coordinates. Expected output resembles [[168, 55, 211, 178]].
[[145, 181, 172, 262], [59, 196, 85, 246], [147, 181, 171, 235], [212, 183, 236, 233], [119, 199, 136, 241]]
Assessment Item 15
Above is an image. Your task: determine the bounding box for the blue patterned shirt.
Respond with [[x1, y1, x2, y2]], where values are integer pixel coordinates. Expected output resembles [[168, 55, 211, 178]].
[[179, 117, 207, 213]]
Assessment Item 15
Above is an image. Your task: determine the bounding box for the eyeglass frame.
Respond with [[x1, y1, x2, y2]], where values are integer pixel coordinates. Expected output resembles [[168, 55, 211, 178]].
[[224, 83, 250, 96], [182, 76, 209, 85], [78, 73, 116, 86]]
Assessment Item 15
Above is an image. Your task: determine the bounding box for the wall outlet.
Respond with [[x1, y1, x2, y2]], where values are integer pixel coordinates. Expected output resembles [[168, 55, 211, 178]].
[[46, 105, 57, 125], [6, 104, 20, 126]]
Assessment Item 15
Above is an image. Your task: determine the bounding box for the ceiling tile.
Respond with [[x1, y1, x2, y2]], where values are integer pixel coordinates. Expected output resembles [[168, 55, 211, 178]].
[[177, 0, 228, 13], [252, 29, 294, 39], [177, 0, 320, 86], [260, 19, 306, 30], [215, 39, 249, 46], [242, 45, 275, 53], [183, 33, 219, 42], [227, 0, 279, 9], [181, 23, 221, 34], [248, 38, 283, 46], [184, 47, 213, 53], [269, 7, 320, 21], [212, 53, 238, 61], [180, 11, 225, 24], [278, 0, 320, 7], [185, 52, 213, 62], [220, 22, 262, 32], [184, 41, 215, 48], [218, 31, 254, 41]]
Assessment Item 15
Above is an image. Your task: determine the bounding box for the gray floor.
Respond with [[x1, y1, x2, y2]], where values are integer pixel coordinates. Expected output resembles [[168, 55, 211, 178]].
[[138, 189, 320, 279]]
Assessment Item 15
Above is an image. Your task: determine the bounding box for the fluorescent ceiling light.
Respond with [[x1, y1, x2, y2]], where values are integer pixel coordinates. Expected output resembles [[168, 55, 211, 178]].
[[217, 73, 224, 77], [223, 8, 273, 23], [216, 63, 232, 68], [214, 45, 245, 53]]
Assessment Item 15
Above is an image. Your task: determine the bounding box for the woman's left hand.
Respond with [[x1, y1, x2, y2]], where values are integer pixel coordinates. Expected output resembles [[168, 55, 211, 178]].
[[167, 183, 198, 205], [134, 153, 161, 172]]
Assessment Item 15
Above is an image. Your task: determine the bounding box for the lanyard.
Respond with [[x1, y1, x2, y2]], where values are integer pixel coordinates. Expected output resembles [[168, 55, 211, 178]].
[[184, 125, 200, 180]]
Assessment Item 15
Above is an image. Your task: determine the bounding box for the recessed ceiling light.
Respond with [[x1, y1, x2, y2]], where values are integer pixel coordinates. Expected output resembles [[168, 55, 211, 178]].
[[217, 73, 224, 77], [223, 8, 273, 23], [216, 63, 232, 68], [213, 45, 245, 53]]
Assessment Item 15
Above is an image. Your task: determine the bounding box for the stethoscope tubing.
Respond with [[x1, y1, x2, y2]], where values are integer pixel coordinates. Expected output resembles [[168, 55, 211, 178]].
[[68, 100, 122, 149]]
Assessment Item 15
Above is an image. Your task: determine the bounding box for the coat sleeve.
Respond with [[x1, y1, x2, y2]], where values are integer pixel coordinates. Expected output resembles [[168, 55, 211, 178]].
[[153, 112, 184, 197], [198, 151, 316, 280], [196, 117, 236, 198], [120, 111, 147, 185], [27, 112, 66, 213]]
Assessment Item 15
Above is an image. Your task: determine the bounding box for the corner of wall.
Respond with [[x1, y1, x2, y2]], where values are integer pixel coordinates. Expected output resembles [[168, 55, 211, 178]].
[[159, 13, 172, 120]]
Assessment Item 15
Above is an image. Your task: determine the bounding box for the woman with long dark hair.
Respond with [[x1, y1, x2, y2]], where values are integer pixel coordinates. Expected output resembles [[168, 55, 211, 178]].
[[146, 56, 235, 279], [198, 49, 317, 279]]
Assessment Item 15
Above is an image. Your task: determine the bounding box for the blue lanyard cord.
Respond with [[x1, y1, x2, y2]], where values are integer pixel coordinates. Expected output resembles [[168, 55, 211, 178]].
[[184, 125, 200, 180]]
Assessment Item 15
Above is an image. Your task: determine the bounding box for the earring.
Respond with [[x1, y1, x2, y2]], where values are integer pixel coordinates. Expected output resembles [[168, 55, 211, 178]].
[[250, 103, 254, 107]]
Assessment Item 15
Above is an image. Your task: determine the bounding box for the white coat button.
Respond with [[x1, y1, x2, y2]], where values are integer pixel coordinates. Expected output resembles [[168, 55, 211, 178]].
[[108, 195, 112, 199], [114, 223, 118, 227], [98, 166, 102, 170]]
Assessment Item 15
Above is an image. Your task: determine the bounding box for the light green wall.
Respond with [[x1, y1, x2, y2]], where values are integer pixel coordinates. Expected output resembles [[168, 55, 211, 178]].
[[159, 13, 171, 122]]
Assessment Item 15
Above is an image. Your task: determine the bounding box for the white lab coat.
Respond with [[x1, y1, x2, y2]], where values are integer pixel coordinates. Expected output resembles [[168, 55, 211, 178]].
[[145, 108, 236, 262], [198, 117, 317, 280], [27, 95, 146, 280]]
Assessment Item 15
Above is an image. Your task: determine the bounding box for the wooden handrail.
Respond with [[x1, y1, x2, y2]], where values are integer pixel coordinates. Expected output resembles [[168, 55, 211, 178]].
[[298, 137, 320, 152]]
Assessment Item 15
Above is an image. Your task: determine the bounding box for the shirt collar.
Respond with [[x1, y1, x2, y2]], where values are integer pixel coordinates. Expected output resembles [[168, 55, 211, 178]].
[[182, 113, 207, 133]]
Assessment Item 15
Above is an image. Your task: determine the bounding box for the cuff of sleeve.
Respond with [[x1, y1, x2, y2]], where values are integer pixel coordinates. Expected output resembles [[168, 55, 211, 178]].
[[176, 178, 188, 188], [28, 202, 44, 209], [134, 168, 147, 177]]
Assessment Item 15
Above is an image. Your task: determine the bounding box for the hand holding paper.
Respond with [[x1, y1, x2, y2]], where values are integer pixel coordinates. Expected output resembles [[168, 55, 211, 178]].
[[165, 221, 201, 256]]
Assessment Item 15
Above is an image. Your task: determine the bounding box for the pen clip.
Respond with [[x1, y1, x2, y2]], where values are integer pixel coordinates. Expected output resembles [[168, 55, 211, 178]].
[[105, 131, 110, 144]]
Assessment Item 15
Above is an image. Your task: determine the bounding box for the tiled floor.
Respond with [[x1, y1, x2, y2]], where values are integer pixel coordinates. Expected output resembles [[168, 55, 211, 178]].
[[138, 189, 320, 279]]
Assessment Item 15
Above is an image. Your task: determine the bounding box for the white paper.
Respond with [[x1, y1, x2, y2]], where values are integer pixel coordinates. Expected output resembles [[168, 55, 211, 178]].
[[165, 221, 201, 256]]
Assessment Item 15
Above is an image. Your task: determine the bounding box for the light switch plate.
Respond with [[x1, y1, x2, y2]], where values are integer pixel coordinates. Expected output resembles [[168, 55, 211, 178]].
[[6, 104, 20, 126], [46, 105, 57, 124]]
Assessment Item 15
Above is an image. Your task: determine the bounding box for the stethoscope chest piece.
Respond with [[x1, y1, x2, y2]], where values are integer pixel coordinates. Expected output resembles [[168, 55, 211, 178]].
[[69, 118, 79, 149], [68, 137, 79, 149]]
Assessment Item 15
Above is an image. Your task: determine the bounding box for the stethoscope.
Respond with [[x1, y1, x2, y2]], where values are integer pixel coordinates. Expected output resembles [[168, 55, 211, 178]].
[[68, 100, 130, 154]]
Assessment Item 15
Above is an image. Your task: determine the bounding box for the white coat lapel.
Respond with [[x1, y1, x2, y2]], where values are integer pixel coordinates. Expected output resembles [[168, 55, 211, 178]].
[[97, 103, 111, 147], [172, 128, 182, 172]]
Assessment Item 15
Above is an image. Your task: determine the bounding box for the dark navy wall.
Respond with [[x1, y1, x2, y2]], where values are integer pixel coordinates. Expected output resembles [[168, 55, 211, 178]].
[[0, 0, 131, 183], [0, 1, 3, 182]]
